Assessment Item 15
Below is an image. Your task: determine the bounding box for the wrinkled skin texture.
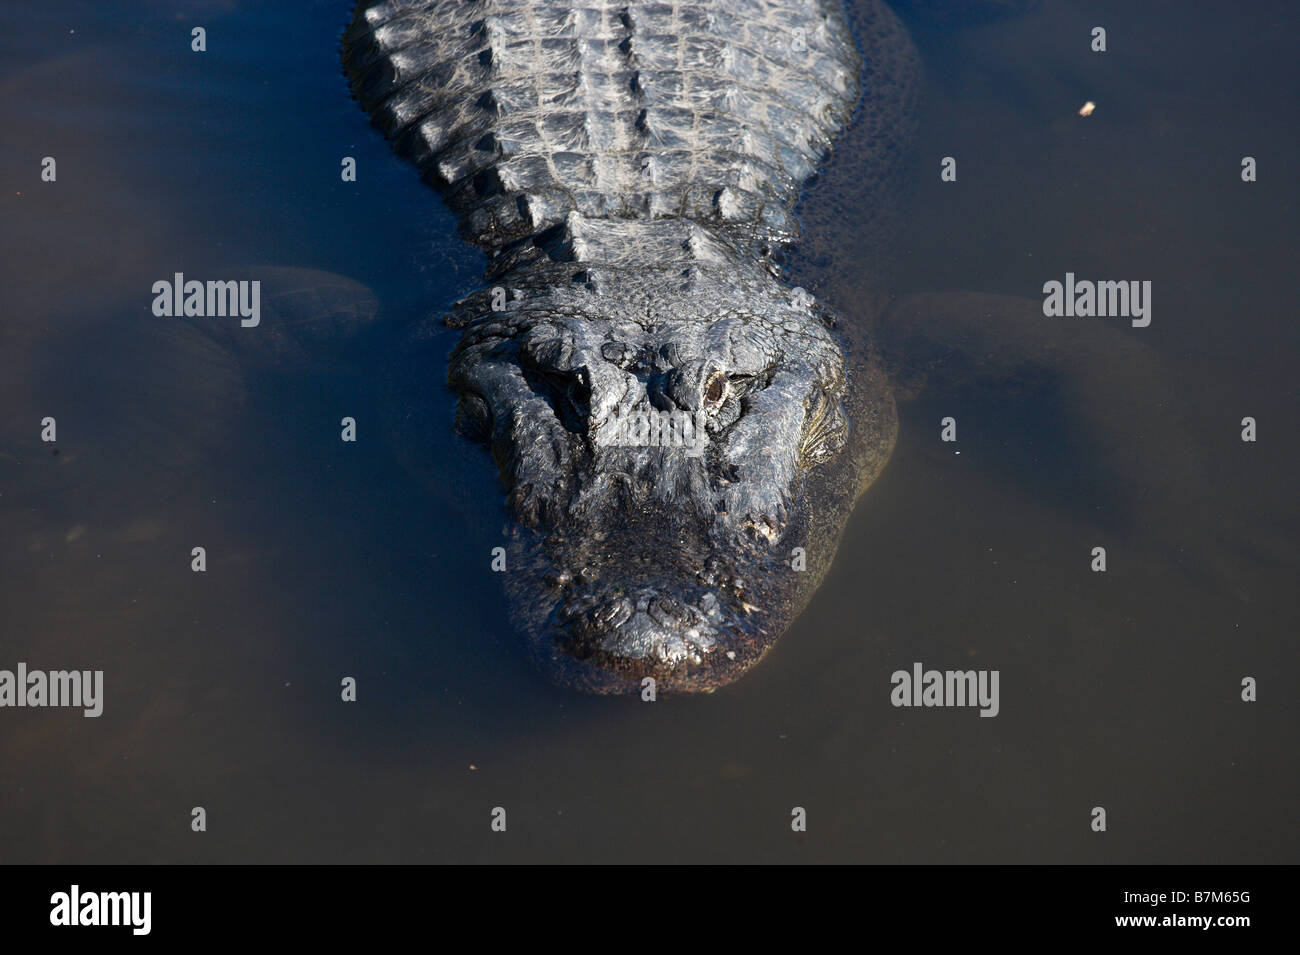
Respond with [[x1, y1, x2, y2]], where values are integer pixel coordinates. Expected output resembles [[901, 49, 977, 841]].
[[446, 256, 859, 689], [344, 0, 909, 691]]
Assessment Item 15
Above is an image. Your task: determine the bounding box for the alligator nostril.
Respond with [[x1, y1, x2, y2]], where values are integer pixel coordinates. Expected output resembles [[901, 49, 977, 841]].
[[593, 598, 633, 631], [648, 595, 686, 627]]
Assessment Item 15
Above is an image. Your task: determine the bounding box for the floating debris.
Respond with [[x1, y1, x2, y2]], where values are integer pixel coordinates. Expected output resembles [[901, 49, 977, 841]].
[[1078, 101, 1096, 117]]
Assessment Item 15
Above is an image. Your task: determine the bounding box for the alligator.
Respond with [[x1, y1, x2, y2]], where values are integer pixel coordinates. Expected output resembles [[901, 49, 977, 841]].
[[339, 0, 1050, 693]]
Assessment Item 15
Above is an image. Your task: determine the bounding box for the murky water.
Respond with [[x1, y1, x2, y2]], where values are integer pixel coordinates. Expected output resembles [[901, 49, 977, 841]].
[[2, 0, 1295, 863]]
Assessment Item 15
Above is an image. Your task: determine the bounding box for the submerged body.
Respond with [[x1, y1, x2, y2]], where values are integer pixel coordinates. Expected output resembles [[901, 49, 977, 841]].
[[344, 0, 908, 691]]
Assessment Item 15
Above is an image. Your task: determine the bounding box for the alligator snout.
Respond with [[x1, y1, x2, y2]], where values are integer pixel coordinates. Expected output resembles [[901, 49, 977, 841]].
[[557, 585, 725, 667]]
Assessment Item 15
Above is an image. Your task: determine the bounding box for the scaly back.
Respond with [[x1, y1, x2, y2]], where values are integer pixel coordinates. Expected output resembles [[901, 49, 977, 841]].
[[343, 0, 862, 264]]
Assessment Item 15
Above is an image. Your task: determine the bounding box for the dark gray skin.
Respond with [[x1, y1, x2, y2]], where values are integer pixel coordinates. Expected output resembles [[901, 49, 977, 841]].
[[343, 0, 912, 692]]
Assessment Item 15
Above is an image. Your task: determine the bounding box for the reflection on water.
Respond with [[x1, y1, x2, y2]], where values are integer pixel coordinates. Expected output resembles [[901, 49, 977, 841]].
[[1, 0, 1296, 862]]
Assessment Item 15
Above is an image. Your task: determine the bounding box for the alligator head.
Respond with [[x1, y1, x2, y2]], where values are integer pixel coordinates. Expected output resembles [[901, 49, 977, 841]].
[[446, 226, 894, 693]]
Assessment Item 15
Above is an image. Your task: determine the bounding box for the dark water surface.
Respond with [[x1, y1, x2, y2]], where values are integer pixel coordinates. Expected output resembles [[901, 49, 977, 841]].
[[1, 1, 1295, 862]]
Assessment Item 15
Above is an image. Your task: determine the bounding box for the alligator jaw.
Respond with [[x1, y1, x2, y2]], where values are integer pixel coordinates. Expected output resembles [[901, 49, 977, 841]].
[[505, 515, 798, 694]]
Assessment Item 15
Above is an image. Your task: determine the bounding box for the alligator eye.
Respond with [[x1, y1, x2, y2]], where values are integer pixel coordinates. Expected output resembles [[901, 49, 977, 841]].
[[704, 371, 728, 407]]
